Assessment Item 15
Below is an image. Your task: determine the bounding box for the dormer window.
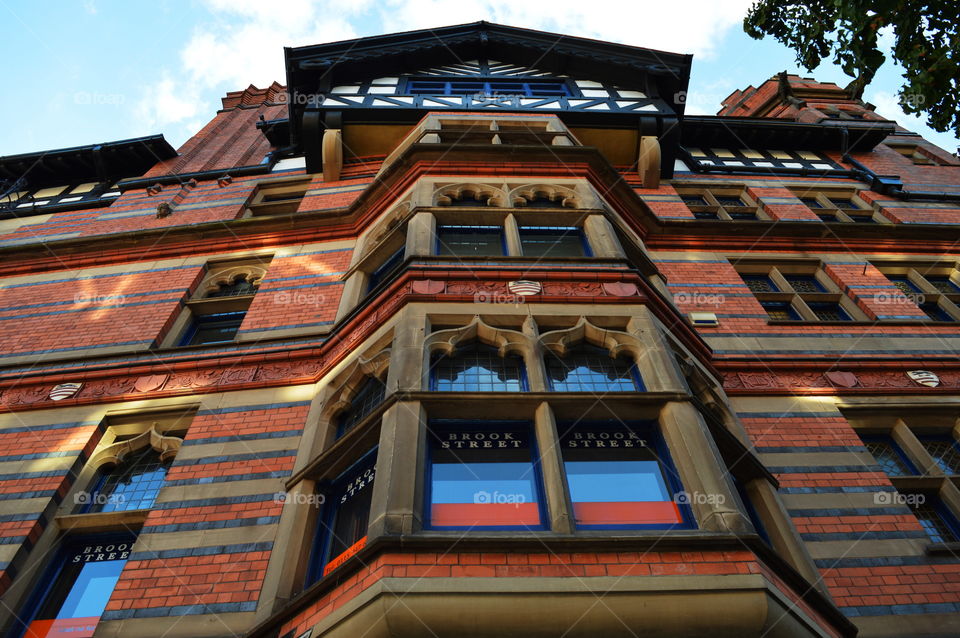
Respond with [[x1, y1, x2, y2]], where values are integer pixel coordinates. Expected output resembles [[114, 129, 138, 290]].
[[406, 79, 571, 97]]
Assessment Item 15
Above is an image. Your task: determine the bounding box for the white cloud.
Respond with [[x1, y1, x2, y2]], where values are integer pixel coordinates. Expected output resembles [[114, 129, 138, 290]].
[[135, 73, 201, 133], [867, 89, 959, 153], [377, 0, 754, 58], [135, 0, 759, 145]]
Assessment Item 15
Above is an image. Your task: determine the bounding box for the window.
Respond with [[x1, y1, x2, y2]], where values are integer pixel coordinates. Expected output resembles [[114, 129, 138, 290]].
[[737, 263, 860, 322], [887, 143, 944, 166], [760, 301, 801, 321], [545, 343, 643, 392], [793, 189, 875, 223], [920, 436, 960, 475], [335, 377, 386, 438], [445, 191, 492, 207], [426, 421, 545, 529], [179, 311, 247, 346], [85, 447, 170, 512], [308, 451, 377, 581], [911, 495, 960, 544], [676, 187, 760, 221], [875, 264, 960, 322], [170, 257, 270, 347], [244, 178, 311, 216], [559, 423, 686, 529], [430, 342, 526, 392], [407, 80, 571, 98], [519, 226, 590, 258], [205, 274, 258, 298], [683, 147, 840, 171], [436, 225, 505, 257], [17, 538, 133, 638], [366, 247, 405, 293], [863, 436, 917, 477], [518, 193, 567, 208], [852, 417, 960, 548]]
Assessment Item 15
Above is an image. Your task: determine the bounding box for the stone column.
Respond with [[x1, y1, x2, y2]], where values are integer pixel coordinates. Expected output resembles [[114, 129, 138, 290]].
[[534, 402, 574, 533], [367, 401, 424, 537], [405, 211, 436, 258], [659, 400, 749, 533], [584, 214, 626, 259]]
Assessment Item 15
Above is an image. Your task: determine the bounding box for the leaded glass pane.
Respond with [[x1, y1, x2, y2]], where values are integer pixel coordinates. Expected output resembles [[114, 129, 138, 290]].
[[432, 343, 524, 392], [546, 344, 640, 392], [89, 447, 169, 512]]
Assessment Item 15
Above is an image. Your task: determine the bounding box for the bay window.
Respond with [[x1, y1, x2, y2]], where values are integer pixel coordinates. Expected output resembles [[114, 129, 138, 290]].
[[559, 422, 686, 529], [426, 421, 545, 529]]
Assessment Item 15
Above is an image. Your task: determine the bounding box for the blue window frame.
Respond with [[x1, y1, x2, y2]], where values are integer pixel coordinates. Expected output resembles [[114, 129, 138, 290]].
[[307, 449, 377, 583], [406, 79, 571, 98], [430, 342, 526, 392], [15, 535, 134, 638], [558, 422, 689, 530], [545, 343, 643, 392], [807, 302, 851, 322], [519, 226, 590, 258], [426, 421, 546, 530], [919, 436, 960, 475], [741, 275, 778, 293], [84, 446, 169, 513], [784, 275, 825, 293], [887, 276, 921, 294], [367, 247, 405, 293], [910, 494, 960, 544], [436, 225, 505, 256], [920, 302, 954, 322], [179, 310, 246, 346], [861, 435, 918, 477], [335, 377, 386, 438], [927, 276, 960, 294], [733, 479, 771, 545], [761, 301, 800, 321]]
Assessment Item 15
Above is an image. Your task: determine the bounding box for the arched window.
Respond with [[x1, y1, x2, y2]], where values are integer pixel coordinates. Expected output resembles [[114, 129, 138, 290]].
[[520, 193, 566, 208], [86, 446, 170, 512], [545, 343, 643, 392], [431, 342, 526, 392], [445, 190, 490, 207], [335, 376, 387, 438], [206, 273, 259, 298]]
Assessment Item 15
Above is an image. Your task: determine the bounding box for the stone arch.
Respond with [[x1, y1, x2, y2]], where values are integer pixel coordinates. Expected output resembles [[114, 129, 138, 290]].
[[197, 264, 267, 298], [539, 317, 645, 361], [88, 423, 183, 471], [424, 316, 530, 360], [433, 183, 507, 207], [509, 183, 581, 209], [364, 200, 413, 254], [321, 347, 392, 422]]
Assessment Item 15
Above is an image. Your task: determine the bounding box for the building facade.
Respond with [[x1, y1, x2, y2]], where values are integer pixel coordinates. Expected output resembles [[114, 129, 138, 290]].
[[1, 21, 959, 638]]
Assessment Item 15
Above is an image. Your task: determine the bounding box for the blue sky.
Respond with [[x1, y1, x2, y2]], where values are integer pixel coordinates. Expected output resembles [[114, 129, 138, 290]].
[[1, 0, 957, 157]]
